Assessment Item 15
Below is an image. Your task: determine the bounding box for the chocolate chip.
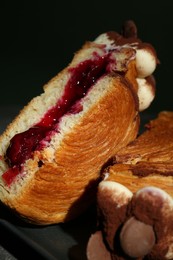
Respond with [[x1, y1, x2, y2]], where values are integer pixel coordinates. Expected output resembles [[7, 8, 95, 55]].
[[120, 217, 155, 258]]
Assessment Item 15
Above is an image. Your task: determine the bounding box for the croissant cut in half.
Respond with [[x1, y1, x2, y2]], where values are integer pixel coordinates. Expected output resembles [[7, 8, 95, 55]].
[[0, 21, 157, 224]]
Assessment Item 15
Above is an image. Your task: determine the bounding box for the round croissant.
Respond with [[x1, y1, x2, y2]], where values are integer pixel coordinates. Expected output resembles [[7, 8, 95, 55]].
[[0, 21, 157, 224]]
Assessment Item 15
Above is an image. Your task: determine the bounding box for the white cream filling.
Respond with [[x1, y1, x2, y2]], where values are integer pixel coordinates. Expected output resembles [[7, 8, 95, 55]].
[[137, 78, 155, 111], [135, 48, 157, 78]]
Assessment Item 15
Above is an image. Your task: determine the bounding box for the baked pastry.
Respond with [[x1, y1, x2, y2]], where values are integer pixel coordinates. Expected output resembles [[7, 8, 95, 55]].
[[105, 111, 173, 197], [87, 182, 173, 260], [0, 20, 157, 224], [87, 111, 173, 259]]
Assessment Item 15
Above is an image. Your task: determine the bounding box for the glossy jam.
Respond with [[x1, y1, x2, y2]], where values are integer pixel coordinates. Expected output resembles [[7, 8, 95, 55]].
[[6, 127, 48, 167], [2, 166, 20, 186], [3, 52, 111, 185]]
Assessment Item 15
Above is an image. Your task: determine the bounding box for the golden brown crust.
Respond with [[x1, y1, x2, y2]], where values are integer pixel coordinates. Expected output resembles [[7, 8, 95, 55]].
[[106, 111, 173, 197], [125, 60, 138, 93], [4, 75, 139, 224], [107, 164, 173, 198], [0, 31, 143, 224]]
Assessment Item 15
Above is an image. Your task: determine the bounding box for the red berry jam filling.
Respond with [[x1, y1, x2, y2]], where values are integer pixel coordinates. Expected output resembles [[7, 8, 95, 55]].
[[6, 54, 108, 167], [3, 46, 131, 185]]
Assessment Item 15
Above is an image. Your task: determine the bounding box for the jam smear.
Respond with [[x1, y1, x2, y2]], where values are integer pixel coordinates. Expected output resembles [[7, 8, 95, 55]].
[[3, 51, 111, 185], [6, 127, 48, 167], [2, 167, 20, 186]]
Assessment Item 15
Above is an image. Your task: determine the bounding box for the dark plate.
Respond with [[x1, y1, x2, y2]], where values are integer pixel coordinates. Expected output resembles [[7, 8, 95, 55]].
[[0, 106, 156, 260], [0, 202, 97, 260]]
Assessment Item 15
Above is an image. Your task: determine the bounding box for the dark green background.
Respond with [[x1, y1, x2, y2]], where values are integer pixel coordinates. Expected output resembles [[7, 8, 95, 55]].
[[1, 1, 173, 114]]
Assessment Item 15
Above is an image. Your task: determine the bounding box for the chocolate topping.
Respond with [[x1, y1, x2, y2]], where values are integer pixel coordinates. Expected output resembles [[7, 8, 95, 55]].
[[121, 20, 138, 38], [107, 31, 141, 46], [106, 20, 140, 46], [106, 30, 158, 64], [106, 20, 159, 66], [131, 161, 173, 177], [95, 182, 173, 259]]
